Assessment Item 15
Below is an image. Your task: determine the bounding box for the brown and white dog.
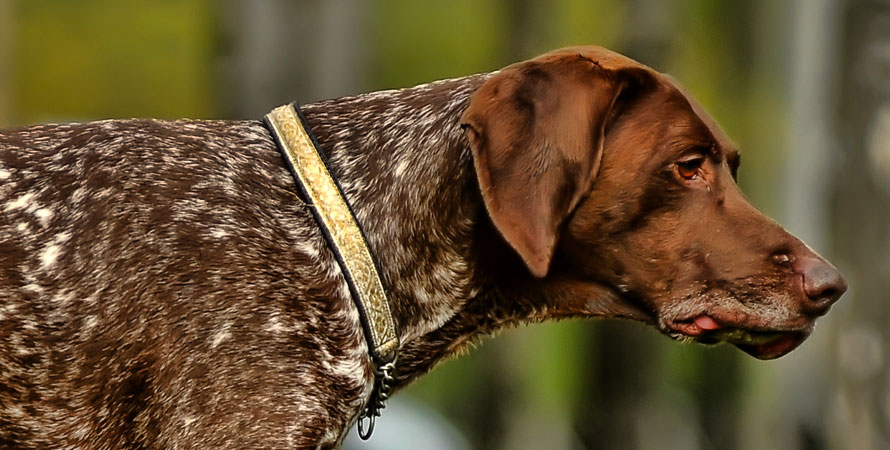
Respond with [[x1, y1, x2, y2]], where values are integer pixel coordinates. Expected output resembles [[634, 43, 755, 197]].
[[0, 46, 845, 448]]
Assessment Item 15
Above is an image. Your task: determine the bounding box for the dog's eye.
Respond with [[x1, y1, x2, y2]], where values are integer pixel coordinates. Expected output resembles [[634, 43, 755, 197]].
[[676, 157, 704, 180]]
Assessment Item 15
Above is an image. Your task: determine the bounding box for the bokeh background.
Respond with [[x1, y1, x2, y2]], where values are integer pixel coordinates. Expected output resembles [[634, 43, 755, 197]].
[[1, 1, 888, 449]]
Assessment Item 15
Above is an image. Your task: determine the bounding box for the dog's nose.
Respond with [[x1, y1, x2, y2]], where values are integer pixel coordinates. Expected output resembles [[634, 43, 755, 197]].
[[795, 256, 846, 313]]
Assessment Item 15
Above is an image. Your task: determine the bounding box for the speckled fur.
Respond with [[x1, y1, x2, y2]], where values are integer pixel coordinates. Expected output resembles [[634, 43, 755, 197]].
[[0, 70, 502, 448], [0, 46, 843, 449]]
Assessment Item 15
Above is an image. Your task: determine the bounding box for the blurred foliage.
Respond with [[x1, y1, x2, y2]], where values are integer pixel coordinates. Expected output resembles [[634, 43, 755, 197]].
[[11, 0, 216, 123], [367, 0, 507, 87]]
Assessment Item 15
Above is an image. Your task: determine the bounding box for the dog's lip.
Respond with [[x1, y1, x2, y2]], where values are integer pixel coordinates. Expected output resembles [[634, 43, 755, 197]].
[[608, 285, 814, 360], [665, 314, 722, 337], [663, 314, 813, 359], [733, 331, 808, 360]]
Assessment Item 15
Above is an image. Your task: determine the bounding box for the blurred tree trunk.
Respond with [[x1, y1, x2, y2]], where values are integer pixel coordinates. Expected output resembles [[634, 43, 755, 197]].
[[574, 2, 676, 449], [492, 3, 553, 448], [310, 0, 367, 100], [827, 1, 890, 448], [219, 0, 366, 119], [219, 0, 315, 119], [504, 0, 537, 62], [0, 0, 11, 126], [751, 1, 844, 449]]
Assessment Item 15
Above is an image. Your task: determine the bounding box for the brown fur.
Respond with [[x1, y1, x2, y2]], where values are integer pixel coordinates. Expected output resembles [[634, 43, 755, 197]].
[[0, 46, 844, 448]]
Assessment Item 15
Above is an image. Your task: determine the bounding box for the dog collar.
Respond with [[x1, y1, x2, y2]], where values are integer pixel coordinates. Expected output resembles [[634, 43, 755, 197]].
[[265, 103, 399, 439]]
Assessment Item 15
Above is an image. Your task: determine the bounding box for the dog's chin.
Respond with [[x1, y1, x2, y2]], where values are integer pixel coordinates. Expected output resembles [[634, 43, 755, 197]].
[[732, 331, 808, 360], [662, 316, 813, 360]]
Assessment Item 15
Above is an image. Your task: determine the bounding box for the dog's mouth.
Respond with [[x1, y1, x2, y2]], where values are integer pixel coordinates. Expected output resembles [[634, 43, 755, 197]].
[[663, 315, 812, 360], [594, 283, 814, 359]]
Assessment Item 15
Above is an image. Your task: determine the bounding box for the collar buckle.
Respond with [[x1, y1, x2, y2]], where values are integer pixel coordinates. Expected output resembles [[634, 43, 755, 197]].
[[357, 361, 396, 440]]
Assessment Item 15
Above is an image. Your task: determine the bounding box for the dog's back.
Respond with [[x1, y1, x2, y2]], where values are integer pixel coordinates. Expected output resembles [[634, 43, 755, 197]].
[[0, 120, 369, 448]]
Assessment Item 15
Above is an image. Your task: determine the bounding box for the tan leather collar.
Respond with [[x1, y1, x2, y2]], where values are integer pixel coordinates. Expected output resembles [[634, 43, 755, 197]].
[[265, 103, 399, 438], [265, 103, 400, 365]]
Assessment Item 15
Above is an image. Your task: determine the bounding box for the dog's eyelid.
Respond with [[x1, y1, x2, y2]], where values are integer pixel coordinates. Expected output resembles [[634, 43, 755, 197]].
[[676, 143, 713, 159], [676, 151, 707, 164], [682, 151, 705, 159]]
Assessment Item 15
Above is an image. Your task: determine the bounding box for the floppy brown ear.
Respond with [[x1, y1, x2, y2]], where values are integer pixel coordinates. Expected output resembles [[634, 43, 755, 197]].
[[461, 54, 640, 278]]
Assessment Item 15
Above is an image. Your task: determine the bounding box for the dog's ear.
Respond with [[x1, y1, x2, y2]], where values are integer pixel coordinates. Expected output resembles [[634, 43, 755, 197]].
[[461, 54, 646, 278]]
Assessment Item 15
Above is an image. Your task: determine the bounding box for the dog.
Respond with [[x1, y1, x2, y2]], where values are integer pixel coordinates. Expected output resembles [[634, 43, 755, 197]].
[[0, 46, 845, 448]]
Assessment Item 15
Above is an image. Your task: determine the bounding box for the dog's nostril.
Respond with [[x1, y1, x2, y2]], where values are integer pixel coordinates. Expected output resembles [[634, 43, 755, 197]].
[[819, 287, 839, 303]]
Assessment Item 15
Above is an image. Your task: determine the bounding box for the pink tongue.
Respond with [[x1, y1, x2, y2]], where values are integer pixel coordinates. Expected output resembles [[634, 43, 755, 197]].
[[694, 315, 720, 331]]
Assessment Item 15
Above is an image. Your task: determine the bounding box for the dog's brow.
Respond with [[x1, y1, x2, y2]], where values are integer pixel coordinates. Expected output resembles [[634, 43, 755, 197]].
[[726, 148, 740, 164], [726, 149, 742, 177]]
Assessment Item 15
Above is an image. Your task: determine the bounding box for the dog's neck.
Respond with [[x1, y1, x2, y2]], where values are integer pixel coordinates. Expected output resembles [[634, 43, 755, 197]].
[[299, 74, 647, 387], [301, 74, 491, 345]]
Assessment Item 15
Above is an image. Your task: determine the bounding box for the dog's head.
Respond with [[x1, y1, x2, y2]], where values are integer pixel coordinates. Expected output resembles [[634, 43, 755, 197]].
[[460, 46, 845, 359]]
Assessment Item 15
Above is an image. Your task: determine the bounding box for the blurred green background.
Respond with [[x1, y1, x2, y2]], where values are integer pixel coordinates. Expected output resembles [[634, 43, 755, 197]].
[[2, 1, 888, 449]]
